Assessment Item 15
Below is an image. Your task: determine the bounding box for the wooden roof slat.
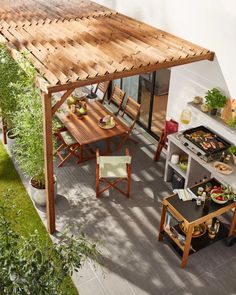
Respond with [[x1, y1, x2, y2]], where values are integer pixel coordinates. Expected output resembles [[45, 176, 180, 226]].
[[106, 16, 188, 61], [76, 18, 151, 70], [115, 14, 210, 56], [8, 28, 68, 83], [63, 19, 126, 72], [19, 26, 82, 83], [0, 0, 214, 90], [90, 17, 175, 64], [48, 20, 118, 75], [36, 28, 103, 80]]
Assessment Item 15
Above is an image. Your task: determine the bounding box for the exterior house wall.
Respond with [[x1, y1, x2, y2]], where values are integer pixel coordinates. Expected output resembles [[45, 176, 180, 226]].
[[95, 0, 236, 144]]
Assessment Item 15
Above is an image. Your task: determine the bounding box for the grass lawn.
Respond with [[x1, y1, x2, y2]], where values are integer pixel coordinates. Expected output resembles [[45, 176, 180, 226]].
[[0, 141, 78, 295]]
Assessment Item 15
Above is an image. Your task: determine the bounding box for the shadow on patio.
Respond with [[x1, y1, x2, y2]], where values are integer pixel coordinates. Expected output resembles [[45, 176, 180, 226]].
[[50, 129, 236, 295]]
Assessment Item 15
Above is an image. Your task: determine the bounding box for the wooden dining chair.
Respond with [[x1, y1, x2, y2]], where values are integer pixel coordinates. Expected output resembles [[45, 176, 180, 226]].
[[95, 81, 111, 103], [96, 149, 132, 198], [54, 128, 80, 167], [153, 119, 179, 162], [106, 85, 126, 115], [118, 96, 141, 146]]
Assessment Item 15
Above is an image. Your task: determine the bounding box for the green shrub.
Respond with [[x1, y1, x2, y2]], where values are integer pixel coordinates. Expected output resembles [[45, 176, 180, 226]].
[[0, 191, 100, 295]]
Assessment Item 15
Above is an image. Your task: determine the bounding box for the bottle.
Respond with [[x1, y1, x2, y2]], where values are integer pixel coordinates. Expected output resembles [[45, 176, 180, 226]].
[[203, 192, 211, 213], [208, 226, 216, 239], [214, 220, 220, 233]]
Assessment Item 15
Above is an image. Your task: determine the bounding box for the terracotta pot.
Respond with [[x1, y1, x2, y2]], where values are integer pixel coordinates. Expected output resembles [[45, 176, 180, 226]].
[[210, 108, 217, 116], [29, 176, 57, 206]]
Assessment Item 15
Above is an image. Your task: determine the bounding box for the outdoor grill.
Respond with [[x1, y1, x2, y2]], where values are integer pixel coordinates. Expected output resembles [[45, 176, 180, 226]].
[[177, 125, 231, 162]]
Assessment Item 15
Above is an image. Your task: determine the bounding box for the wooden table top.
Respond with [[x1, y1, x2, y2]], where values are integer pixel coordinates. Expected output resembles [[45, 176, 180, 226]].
[[56, 100, 129, 145]]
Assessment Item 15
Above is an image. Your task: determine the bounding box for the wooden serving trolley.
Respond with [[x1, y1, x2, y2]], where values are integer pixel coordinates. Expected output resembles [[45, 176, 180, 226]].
[[158, 179, 236, 268]]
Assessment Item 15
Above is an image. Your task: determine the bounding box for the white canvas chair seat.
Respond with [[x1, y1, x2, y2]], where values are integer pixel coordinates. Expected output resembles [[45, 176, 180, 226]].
[[98, 156, 131, 178], [96, 149, 132, 198]]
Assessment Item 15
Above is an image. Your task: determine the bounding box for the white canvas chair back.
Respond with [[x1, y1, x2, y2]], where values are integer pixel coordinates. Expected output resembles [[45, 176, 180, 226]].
[[97, 155, 131, 165]]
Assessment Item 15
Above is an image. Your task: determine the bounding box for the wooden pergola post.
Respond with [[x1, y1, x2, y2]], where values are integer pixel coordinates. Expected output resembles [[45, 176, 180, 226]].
[[42, 91, 55, 234]]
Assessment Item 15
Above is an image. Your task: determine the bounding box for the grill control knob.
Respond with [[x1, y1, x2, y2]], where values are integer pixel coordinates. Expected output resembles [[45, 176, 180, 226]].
[[197, 152, 201, 157], [184, 142, 188, 147]]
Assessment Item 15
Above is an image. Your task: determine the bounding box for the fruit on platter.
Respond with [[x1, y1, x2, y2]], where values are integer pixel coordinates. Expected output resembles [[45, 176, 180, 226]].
[[67, 96, 77, 107], [76, 107, 87, 116]]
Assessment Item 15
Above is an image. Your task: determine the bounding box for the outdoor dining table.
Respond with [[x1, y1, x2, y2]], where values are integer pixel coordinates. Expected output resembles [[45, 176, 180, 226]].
[[56, 99, 130, 163]]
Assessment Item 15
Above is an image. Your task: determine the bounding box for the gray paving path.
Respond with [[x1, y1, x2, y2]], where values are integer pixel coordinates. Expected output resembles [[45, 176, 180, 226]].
[[2, 128, 236, 295]]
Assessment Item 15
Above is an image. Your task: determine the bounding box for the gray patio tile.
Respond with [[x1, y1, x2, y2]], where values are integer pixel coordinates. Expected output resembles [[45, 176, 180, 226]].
[[77, 278, 107, 295], [4, 129, 236, 295], [94, 263, 135, 295], [72, 262, 96, 286]]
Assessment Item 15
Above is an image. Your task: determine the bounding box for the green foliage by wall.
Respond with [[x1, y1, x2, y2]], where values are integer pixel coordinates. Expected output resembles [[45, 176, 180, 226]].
[[0, 44, 45, 186]]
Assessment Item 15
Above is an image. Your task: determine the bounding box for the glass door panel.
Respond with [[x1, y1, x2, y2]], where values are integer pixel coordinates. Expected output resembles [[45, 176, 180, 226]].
[[138, 73, 153, 128], [151, 94, 168, 137]]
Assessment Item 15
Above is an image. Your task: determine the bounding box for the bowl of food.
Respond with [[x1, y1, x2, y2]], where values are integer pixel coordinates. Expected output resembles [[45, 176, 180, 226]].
[[211, 193, 229, 204], [180, 222, 206, 238]]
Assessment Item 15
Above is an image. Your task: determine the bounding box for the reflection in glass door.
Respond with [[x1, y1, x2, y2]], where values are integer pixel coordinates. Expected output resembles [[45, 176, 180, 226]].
[[138, 72, 154, 129], [138, 69, 170, 138]]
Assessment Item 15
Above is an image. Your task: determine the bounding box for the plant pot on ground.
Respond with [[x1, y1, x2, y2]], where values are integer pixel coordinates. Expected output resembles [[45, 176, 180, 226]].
[[29, 176, 57, 206], [205, 88, 227, 115], [229, 145, 236, 165], [6, 129, 18, 152]]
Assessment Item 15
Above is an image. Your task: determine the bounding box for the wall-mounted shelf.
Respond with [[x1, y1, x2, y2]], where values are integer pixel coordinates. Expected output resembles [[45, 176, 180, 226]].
[[188, 101, 236, 135]]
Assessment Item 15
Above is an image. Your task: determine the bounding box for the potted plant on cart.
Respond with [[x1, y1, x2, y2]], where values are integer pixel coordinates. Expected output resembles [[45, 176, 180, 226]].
[[205, 88, 227, 116], [229, 145, 236, 165]]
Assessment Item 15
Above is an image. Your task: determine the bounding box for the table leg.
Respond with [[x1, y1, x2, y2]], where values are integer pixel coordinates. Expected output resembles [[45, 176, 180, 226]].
[[106, 138, 111, 154], [158, 204, 167, 241], [181, 224, 194, 268], [79, 145, 84, 163], [229, 208, 236, 237]]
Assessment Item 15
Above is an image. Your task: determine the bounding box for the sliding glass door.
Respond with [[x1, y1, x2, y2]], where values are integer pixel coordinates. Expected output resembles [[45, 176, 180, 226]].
[[116, 69, 170, 139]]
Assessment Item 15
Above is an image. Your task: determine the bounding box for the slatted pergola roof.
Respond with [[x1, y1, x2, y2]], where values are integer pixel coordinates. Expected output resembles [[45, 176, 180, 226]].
[[0, 0, 214, 94], [0, 0, 214, 233]]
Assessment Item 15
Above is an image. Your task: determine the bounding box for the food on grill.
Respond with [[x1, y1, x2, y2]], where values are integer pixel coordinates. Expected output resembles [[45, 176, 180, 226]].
[[184, 127, 229, 154]]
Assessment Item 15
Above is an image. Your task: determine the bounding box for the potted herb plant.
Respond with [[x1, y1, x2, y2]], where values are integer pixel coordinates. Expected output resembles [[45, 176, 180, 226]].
[[204, 88, 227, 115], [229, 145, 236, 165]]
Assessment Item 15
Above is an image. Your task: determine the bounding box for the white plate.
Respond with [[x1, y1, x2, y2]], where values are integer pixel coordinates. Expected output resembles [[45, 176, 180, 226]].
[[213, 161, 233, 175]]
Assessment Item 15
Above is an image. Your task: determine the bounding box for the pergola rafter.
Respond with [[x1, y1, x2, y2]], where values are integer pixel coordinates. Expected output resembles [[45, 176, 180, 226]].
[[0, 0, 215, 234]]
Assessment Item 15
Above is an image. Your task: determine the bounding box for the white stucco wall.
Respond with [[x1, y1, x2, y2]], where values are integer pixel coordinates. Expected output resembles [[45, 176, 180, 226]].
[[95, 0, 236, 144]]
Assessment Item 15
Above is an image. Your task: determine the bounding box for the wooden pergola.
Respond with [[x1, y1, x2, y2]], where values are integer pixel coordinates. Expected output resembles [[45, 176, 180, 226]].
[[0, 0, 214, 234]]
